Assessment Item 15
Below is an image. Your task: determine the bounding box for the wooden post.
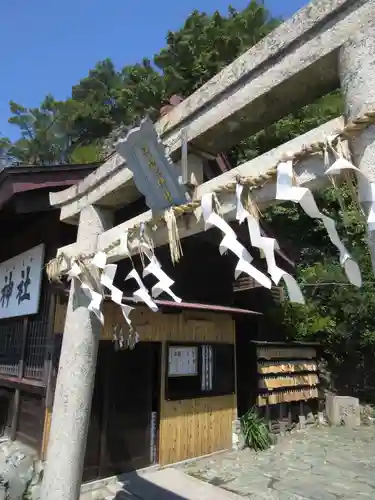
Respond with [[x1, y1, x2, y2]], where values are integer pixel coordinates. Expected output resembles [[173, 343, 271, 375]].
[[44, 291, 57, 388], [287, 404, 292, 427], [99, 347, 110, 478], [10, 390, 20, 442], [19, 317, 28, 380], [11, 317, 28, 441], [158, 341, 167, 465], [41, 291, 57, 459]]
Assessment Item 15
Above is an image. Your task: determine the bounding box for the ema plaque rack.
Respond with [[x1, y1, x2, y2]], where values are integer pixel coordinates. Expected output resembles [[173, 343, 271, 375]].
[[250, 341, 320, 433]]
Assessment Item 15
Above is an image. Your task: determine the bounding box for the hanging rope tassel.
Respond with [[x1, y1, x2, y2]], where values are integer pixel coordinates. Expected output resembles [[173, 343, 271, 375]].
[[323, 141, 350, 227], [337, 137, 365, 217], [244, 186, 262, 220], [164, 207, 183, 264], [243, 187, 266, 258], [45, 254, 64, 283]]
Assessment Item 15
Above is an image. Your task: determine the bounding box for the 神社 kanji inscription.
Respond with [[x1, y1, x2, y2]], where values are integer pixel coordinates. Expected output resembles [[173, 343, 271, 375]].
[[0, 244, 44, 320]]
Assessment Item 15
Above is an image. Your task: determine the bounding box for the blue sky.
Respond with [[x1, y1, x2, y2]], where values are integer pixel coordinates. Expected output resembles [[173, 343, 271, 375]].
[[0, 0, 307, 141]]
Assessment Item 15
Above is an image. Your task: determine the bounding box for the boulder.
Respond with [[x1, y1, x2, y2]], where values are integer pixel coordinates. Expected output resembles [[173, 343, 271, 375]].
[[0, 439, 40, 500]]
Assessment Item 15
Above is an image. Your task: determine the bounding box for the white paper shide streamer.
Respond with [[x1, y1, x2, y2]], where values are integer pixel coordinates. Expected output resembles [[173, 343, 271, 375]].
[[92, 252, 136, 327], [122, 228, 181, 310], [119, 231, 158, 312], [276, 160, 362, 287], [67, 260, 105, 325], [139, 238, 182, 304], [325, 152, 375, 231], [201, 192, 272, 289], [68, 225, 181, 345], [235, 184, 304, 304], [67, 249, 139, 349]]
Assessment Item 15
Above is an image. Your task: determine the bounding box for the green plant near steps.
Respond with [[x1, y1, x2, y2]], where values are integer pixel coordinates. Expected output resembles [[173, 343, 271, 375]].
[[240, 408, 273, 451]]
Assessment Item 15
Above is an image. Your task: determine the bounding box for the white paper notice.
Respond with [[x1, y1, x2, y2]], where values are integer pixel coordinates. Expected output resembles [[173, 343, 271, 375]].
[[168, 346, 198, 377], [201, 193, 271, 289], [236, 184, 304, 303], [277, 160, 362, 287]]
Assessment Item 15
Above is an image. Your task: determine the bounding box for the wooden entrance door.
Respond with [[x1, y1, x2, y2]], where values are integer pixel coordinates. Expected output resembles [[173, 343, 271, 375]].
[[83, 341, 160, 481], [104, 342, 155, 474]]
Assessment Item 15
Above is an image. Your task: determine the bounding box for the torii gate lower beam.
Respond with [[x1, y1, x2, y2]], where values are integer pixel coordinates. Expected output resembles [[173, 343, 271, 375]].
[[55, 116, 344, 267]]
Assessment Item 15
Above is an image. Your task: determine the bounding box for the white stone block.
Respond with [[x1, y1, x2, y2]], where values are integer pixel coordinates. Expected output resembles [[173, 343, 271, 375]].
[[325, 394, 360, 427]]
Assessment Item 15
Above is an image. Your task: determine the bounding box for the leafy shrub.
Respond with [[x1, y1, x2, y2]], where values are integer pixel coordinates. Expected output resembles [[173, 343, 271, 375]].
[[240, 408, 273, 451]]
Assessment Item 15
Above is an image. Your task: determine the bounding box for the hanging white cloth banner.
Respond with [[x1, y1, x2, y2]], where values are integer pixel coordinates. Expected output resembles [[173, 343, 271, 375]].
[[235, 184, 304, 303], [276, 160, 362, 287], [325, 156, 375, 231], [201, 192, 272, 289]]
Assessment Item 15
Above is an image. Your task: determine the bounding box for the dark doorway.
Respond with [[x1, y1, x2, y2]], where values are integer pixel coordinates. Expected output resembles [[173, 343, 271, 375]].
[[0, 389, 12, 438], [83, 341, 161, 482], [16, 392, 44, 451], [235, 317, 259, 418]]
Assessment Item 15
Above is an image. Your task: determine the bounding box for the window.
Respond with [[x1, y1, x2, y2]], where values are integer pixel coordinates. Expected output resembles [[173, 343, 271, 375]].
[[165, 342, 235, 401]]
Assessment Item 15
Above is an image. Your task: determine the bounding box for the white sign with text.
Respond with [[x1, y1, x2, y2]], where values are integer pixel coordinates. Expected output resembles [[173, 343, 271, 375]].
[[0, 244, 45, 319], [168, 346, 198, 377]]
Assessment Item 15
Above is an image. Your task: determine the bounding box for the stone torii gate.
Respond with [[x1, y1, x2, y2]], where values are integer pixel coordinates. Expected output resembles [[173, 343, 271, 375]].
[[41, 1, 375, 499]]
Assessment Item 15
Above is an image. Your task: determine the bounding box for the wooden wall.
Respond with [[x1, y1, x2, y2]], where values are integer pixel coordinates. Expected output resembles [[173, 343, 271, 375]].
[[16, 392, 44, 450], [52, 298, 236, 466]]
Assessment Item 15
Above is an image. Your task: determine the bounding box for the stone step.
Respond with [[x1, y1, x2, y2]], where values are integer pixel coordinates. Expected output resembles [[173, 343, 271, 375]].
[[104, 492, 131, 500], [82, 469, 244, 499], [80, 485, 118, 500]]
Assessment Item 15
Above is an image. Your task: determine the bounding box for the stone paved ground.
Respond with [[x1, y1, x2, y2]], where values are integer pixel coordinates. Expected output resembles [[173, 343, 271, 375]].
[[180, 426, 375, 500]]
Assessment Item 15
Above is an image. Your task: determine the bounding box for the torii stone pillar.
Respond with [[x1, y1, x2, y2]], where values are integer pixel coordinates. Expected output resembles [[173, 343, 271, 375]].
[[340, 19, 375, 267], [40, 205, 113, 500]]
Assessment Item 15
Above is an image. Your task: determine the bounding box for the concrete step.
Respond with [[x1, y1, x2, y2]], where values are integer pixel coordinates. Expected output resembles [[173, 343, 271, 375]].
[[80, 485, 119, 500], [82, 468, 242, 500], [111, 468, 242, 500]]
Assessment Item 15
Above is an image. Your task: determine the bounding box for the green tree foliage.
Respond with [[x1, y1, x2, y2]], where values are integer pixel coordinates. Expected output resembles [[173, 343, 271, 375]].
[[5, 1, 279, 165], [265, 185, 375, 400], [0, 136, 11, 167], [154, 2, 279, 97], [70, 59, 125, 144], [118, 59, 166, 124], [6, 96, 79, 165], [234, 91, 344, 163]]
